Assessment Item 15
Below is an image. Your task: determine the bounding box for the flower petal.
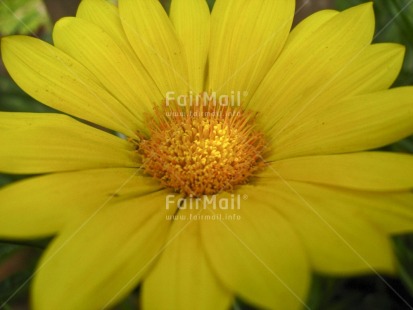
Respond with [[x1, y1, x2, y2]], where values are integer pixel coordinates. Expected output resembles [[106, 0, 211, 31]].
[[75, 0, 134, 56], [313, 43, 404, 100], [209, 0, 294, 101], [119, 0, 189, 96], [0, 168, 160, 239], [353, 192, 413, 235], [251, 4, 375, 132], [200, 193, 310, 310], [262, 152, 413, 191], [248, 8, 339, 113], [32, 190, 177, 310], [262, 43, 405, 151], [249, 181, 397, 275], [76, 0, 162, 102], [0, 113, 138, 174], [53, 17, 159, 131], [170, 0, 210, 92], [269, 87, 413, 160], [142, 208, 232, 310], [1, 36, 138, 137]]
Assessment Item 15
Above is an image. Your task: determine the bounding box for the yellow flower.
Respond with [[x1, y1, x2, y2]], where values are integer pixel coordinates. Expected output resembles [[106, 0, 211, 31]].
[[1, 0, 413, 309]]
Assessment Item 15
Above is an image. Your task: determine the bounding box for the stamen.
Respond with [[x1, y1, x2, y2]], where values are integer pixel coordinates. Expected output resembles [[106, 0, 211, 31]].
[[138, 96, 265, 197]]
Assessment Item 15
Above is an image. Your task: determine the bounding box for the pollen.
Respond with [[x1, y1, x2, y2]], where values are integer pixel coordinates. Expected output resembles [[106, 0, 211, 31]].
[[137, 96, 266, 197]]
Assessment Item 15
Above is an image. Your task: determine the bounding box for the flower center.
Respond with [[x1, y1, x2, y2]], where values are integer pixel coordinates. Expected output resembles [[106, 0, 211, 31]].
[[138, 96, 265, 197]]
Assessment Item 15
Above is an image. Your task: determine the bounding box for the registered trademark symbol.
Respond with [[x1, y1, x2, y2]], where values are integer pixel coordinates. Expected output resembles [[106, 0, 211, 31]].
[[243, 194, 248, 200]]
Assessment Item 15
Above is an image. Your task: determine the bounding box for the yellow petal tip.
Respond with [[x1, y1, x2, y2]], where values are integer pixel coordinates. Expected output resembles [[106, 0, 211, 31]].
[[394, 43, 407, 55], [350, 1, 374, 14], [54, 16, 76, 30]]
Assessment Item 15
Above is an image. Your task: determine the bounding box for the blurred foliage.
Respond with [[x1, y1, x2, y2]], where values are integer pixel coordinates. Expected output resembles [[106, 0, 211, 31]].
[[394, 235, 413, 296], [0, 0, 51, 36], [0, 243, 41, 308], [0, 0, 413, 309], [306, 272, 413, 310]]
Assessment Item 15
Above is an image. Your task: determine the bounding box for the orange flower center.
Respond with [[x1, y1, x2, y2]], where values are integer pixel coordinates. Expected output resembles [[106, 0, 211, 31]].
[[138, 96, 265, 197]]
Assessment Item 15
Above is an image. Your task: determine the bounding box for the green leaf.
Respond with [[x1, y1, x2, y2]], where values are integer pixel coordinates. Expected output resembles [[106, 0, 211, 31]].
[[206, 0, 215, 10], [0, 243, 21, 264], [393, 235, 413, 296], [0, 241, 46, 307], [388, 136, 413, 153], [0, 0, 51, 36], [0, 243, 44, 310]]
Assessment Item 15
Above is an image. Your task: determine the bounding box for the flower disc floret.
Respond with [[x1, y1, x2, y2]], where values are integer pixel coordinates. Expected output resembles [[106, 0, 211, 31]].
[[139, 98, 265, 196]]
